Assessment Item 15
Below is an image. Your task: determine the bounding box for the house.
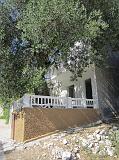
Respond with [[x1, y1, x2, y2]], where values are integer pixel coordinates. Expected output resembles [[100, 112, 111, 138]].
[[12, 52, 119, 121], [11, 47, 119, 142], [46, 58, 119, 121], [11, 56, 119, 141], [11, 65, 102, 142]]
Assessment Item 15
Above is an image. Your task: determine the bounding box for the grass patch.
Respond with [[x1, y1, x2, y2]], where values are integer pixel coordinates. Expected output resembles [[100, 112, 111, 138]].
[[0, 107, 10, 124], [109, 129, 119, 158]]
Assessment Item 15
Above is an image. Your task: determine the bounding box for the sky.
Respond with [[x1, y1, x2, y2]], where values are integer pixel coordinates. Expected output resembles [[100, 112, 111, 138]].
[[0, 0, 5, 4]]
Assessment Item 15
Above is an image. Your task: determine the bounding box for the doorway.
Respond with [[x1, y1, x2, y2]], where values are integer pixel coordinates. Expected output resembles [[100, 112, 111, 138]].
[[85, 78, 93, 99], [69, 85, 75, 98]]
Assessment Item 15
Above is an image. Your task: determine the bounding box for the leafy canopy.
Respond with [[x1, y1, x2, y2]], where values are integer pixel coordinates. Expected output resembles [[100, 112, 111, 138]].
[[1, 0, 119, 101], [17, 0, 107, 78], [0, 1, 49, 102], [18, 0, 107, 55]]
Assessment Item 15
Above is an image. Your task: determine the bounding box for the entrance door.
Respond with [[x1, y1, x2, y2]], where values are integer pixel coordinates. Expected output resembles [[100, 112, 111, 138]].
[[85, 78, 93, 99], [69, 85, 75, 98]]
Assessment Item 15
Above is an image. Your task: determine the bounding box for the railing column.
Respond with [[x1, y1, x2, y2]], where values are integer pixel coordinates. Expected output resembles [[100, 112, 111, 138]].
[[30, 96, 32, 107], [67, 97, 72, 108], [23, 94, 32, 108], [94, 99, 98, 108], [83, 98, 87, 108]]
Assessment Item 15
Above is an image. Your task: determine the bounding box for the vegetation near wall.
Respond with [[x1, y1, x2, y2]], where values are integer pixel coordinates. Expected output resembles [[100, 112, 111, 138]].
[[0, 106, 10, 124]]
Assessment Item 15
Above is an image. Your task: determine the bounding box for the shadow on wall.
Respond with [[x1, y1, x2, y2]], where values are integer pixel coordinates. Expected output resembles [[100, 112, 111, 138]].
[[96, 67, 119, 121]]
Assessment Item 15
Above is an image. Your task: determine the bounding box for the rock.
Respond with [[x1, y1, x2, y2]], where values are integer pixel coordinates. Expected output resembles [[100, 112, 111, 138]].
[[62, 151, 72, 160], [37, 156, 41, 160], [112, 126, 118, 131], [76, 153, 81, 159], [94, 142, 99, 147], [47, 142, 54, 148], [16, 145, 24, 151], [105, 136, 108, 139], [87, 135, 94, 140], [63, 139, 68, 145], [23, 146, 27, 149], [60, 133, 66, 138], [99, 130, 106, 135], [99, 150, 106, 156], [88, 143, 94, 149], [96, 134, 101, 141], [35, 142, 40, 146], [105, 140, 112, 146], [3, 146, 15, 153], [81, 139, 89, 147], [75, 139, 79, 143], [106, 147, 114, 156], [52, 147, 64, 159], [92, 146, 100, 154], [73, 147, 79, 153], [71, 152, 76, 159], [101, 135, 106, 140], [65, 128, 74, 134], [94, 129, 100, 135], [99, 140, 105, 144], [0, 138, 18, 153], [72, 137, 76, 141], [74, 127, 83, 133]]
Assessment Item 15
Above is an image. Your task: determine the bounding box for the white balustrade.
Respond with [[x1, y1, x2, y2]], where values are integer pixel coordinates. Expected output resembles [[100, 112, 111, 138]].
[[86, 99, 95, 107], [71, 98, 82, 108], [31, 95, 67, 108], [12, 95, 96, 111]]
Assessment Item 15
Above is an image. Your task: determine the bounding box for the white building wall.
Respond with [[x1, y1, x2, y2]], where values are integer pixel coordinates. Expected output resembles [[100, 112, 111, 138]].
[[47, 65, 99, 108]]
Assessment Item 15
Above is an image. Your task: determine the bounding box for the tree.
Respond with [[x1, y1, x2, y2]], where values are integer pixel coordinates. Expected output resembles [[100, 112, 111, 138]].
[[2, 0, 119, 101], [0, 1, 49, 102], [17, 0, 107, 78], [81, 0, 119, 53]]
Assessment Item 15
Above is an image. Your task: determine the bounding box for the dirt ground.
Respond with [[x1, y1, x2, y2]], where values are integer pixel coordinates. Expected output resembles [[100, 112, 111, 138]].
[[0, 120, 11, 138], [0, 119, 11, 160], [4, 123, 119, 160]]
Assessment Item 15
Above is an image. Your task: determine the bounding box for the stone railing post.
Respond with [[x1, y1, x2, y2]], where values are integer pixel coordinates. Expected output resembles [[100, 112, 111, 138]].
[[67, 97, 72, 108], [22, 94, 32, 108], [94, 99, 98, 109], [83, 98, 87, 108]]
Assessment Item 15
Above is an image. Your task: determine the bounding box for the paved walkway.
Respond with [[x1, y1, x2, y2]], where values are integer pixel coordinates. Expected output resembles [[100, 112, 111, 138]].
[[0, 120, 10, 138], [0, 120, 11, 160]]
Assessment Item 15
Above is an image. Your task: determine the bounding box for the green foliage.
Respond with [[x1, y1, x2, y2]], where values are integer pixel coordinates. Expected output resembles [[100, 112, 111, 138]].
[[81, 0, 119, 52], [18, 0, 107, 56], [17, 0, 108, 80], [0, 1, 50, 101], [0, 107, 10, 124], [0, 47, 48, 100], [109, 129, 119, 157], [1, 0, 119, 102]]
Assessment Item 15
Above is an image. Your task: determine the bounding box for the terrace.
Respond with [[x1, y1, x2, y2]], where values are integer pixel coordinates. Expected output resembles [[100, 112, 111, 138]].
[[12, 94, 97, 111]]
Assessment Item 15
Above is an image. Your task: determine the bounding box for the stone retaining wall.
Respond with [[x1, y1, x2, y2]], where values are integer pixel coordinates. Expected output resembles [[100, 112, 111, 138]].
[[12, 108, 100, 142]]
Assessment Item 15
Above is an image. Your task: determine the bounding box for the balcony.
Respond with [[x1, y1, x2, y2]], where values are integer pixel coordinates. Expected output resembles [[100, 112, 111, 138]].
[[12, 94, 97, 112]]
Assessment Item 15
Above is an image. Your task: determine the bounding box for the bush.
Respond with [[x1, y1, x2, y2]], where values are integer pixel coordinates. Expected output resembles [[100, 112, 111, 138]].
[[109, 129, 119, 157], [0, 107, 10, 124]]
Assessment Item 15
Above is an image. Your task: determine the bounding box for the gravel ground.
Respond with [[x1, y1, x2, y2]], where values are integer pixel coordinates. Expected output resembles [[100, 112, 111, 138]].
[[3, 122, 119, 160], [0, 120, 11, 138], [0, 119, 11, 160]]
